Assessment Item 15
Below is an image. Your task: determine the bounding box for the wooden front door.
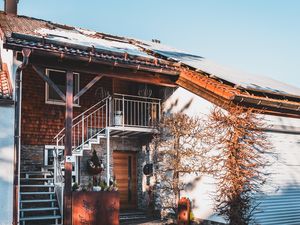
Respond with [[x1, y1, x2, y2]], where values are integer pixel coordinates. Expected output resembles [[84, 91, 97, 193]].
[[113, 151, 137, 209]]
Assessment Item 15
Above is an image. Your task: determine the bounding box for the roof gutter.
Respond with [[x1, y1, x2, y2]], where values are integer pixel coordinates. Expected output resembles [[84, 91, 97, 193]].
[[13, 48, 31, 225]]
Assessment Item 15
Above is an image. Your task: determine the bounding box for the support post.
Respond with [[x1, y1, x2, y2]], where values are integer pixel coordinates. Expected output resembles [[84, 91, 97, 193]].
[[106, 128, 110, 185], [64, 71, 73, 225]]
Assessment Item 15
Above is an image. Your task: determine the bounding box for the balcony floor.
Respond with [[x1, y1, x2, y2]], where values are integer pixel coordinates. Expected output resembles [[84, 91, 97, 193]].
[[106, 126, 158, 137]]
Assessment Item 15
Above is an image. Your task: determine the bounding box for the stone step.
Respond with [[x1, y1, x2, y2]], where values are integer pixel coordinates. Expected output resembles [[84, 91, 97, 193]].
[[119, 214, 147, 220], [19, 215, 61, 221], [20, 207, 59, 212]]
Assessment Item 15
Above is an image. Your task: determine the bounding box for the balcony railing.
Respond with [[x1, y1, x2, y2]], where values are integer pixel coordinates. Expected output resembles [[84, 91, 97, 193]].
[[54, 93, 161, 154], [112, 93, 160, 128]]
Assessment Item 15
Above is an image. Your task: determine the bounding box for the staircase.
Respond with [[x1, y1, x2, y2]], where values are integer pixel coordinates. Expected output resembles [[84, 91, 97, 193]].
[[20, 170, 62, 225]]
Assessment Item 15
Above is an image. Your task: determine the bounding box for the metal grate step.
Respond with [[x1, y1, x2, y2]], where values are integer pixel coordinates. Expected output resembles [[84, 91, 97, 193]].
[[21, 184, 54, 187], [20, 191, 55, 195], [21, 178, 53, 181], [20, 207, 59, 212], [19, 215, 61, 221], [21, 199, 57, 203]]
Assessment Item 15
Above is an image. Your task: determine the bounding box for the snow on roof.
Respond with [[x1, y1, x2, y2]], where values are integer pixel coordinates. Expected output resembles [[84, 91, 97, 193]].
[[139, 41, 300, 97], [35, 28, 153, 59]]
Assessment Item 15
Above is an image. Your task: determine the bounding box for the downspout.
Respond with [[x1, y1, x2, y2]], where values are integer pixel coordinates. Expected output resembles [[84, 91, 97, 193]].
[[13, 48, 31, 225]]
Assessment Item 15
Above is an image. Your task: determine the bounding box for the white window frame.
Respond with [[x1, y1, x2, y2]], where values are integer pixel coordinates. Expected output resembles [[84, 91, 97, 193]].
[[44, 145, 79, 183], [45, 68, 80, 106]]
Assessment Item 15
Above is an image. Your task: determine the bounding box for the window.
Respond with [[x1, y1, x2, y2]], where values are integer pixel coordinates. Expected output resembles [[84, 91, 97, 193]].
[[45, 69, 80, 105]]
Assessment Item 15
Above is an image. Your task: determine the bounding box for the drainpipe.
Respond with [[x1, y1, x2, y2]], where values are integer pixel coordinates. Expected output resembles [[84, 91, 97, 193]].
[[13, 48, 31, 225]]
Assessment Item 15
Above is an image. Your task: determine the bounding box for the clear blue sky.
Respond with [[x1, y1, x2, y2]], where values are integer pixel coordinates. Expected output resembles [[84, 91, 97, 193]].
[[1, 0, 299, 86]]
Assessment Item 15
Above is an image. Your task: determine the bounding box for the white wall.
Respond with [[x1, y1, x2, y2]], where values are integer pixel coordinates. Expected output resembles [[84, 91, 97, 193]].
[[0, 39, 16, 225], [163, 87, 300, 224], [0, 106, 14, 225]]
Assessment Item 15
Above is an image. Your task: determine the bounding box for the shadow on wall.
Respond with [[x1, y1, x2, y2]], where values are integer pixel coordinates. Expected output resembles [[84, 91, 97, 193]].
[[165, 97, 194, 115]]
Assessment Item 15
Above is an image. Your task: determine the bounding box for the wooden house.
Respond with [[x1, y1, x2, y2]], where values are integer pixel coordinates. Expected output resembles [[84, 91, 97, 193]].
[[0, 1, 300, 224]]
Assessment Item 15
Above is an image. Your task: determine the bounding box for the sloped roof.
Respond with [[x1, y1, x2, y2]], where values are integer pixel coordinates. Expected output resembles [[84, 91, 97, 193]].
[[0, 63, 12, 103], [0, 12, 178, 75], [139, 41, 300, 98], [0, 11, 299, 117]]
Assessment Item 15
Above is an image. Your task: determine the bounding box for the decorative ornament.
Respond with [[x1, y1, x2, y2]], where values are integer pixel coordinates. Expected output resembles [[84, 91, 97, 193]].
[[143, 163, 153, 176], [87, 150, 103, 175], [138, 84, 152, 97], [95, 87, 110, 100]]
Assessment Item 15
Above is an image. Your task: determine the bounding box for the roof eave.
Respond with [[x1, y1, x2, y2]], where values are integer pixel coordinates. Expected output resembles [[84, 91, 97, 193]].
[[4, 42, 180, 77]]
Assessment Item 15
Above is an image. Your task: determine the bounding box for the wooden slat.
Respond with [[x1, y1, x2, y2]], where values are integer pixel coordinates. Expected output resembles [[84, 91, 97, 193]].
[[113, 151, 137, 209]]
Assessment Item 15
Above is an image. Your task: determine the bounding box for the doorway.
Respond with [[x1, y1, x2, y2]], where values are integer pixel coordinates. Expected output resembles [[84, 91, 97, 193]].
[[113, 151, 137, 209]]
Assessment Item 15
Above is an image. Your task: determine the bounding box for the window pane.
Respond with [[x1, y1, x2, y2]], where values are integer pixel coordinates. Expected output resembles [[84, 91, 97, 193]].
[[49, 70, 66, 101], [48, 70, 79, 103]]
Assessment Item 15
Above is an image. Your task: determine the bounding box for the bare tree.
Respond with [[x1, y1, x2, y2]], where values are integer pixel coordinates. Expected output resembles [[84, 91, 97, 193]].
[[152, 113, 209, 219], [206, 106, 272, 225]]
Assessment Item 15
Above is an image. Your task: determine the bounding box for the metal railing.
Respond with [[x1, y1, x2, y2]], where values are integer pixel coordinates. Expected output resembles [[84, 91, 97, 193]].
[[54, 96, 110, 153], [53, 93, 160, 220], [54, 94, 160, 153], [112, 93, 161, 128], [53, 147, 64, 221]]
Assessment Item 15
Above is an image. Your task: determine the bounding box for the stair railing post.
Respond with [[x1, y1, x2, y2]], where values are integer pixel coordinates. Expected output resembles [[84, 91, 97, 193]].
[[109, 96, 112, 127], [158, 99, 161, 123], [122, 95, 125, 127], [105, 98, 108, 127], [81, 115, 84, 148]]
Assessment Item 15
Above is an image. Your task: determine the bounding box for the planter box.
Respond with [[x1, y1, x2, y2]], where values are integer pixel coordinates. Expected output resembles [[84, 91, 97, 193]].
[[72, 191, 120, 225]]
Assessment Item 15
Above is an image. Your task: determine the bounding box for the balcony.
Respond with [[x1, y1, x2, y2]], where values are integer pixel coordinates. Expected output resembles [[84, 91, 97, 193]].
[[55, 93, 161, 153]]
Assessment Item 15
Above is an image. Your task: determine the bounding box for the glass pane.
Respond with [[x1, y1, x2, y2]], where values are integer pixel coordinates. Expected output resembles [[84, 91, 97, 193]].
[[49, 70, 66, 101], [48, 70, 79, 103]]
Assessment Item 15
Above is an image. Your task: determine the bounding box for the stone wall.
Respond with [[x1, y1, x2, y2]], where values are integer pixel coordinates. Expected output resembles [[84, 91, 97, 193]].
[[21, 145, 44, 171]]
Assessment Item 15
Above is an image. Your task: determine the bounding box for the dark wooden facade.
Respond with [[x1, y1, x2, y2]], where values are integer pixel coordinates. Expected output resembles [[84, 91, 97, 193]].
[[21, 66, 161, 145]]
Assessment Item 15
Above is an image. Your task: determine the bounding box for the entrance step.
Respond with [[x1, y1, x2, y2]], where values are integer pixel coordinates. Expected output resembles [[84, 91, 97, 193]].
[[120, 211, 160, 225]]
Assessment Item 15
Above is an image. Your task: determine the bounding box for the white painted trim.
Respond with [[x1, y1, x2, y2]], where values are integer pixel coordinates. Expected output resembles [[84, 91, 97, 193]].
[[107, 126, 157, 133], [45, 145, 65, 150], [106, 128, 110, 185]]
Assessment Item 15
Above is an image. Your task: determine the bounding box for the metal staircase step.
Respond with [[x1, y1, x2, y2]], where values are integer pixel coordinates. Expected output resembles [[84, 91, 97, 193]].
[[21, 199, 56, 203], [20, 191, 55, 195], [20, 207, 59, 212], [21, 171, 52, 174], [21, 184, 54, 187], [19, 215, 61, 221], [21, 177, 53, 181]]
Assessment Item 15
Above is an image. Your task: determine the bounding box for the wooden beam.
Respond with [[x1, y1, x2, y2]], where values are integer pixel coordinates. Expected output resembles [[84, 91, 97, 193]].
[[32, 65, 66, 101], [64, 70, 73, 225], [29, 55, 178, 87], [74, 75, 103, 101]]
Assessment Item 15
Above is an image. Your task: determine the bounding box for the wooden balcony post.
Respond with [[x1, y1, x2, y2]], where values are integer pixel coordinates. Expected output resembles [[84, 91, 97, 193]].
[[64, 70, 73, 225]]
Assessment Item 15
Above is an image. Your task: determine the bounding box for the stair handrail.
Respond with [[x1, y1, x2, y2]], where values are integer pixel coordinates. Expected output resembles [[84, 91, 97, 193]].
[[54, 96, 110, 141]]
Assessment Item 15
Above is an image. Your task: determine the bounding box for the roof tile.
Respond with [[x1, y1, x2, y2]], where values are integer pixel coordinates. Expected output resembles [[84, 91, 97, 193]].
[[0, 63, 12, 100]]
